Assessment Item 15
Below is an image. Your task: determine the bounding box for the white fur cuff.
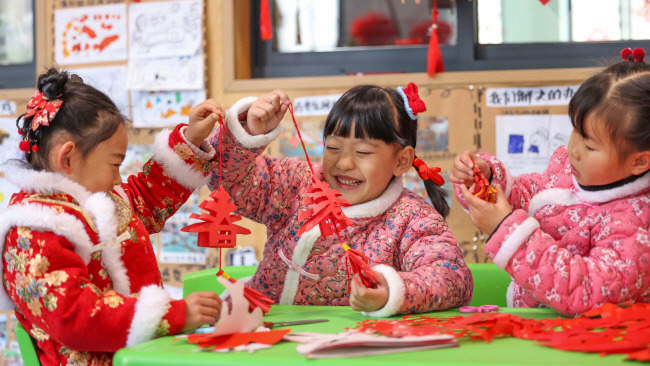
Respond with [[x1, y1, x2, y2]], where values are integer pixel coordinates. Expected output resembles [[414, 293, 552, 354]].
[[152, 129, 209, 190], [493, 217, 540, 269], [126, 285, 172, 347], [225, 96, 283, 149], [361, 264, 405, 318]]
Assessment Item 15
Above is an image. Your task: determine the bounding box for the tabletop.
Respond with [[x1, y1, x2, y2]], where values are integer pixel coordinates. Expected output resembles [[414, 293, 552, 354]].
[[113, 305, 641, 366]]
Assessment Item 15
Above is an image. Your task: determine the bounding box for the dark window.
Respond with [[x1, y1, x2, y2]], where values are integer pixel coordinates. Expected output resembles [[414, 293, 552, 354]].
[[251, 0, 650, 78], [0, 0, 35, 89]]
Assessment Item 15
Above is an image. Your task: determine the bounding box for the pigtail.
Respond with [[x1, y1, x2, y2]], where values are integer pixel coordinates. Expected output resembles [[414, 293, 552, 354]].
[[422, 179, 449, 218]]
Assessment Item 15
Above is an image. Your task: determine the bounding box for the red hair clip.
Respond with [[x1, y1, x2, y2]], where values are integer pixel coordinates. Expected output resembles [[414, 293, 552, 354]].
[[397, 82, 427, 120], [24, 90, 63, 131], [413, 158, 444, 186], [621, 47, 645, 62]]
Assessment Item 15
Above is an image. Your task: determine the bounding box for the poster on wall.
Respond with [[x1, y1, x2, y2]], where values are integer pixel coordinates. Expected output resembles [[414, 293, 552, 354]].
[[54, 3, 128, 65], [68, 65, 130, 119], [0, 118, 23, 209], [495, 114, 573, 177], [279, 118, 325, 159], [127, 51, 204, 91], [128, 0, 203, 59], [159, 192, 208, 265], [130, 90, 206, 128]]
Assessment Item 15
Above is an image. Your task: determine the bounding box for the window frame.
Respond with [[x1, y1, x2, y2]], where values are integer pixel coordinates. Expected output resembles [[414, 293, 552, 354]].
[[250, 0, 650, 78]]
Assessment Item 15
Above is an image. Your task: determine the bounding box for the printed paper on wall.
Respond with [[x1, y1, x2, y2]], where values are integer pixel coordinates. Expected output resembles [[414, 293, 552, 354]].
[[130, 90, 206, 128]]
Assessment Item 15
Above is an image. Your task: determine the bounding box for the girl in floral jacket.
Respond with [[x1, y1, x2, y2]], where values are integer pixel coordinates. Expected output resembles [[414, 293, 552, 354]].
[[450, 49, 650, 316], [208, 84, 472, 317], [1, 69, 222, 365]]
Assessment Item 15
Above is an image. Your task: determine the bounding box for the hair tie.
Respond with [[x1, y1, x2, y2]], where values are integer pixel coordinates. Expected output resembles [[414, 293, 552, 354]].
[[621, 47, 645, 62], [397, 82, 427, 120], [413, 157, 444, 186]]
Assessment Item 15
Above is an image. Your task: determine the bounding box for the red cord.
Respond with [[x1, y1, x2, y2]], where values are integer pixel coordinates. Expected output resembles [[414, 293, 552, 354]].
[[288, 103, 315, 174]]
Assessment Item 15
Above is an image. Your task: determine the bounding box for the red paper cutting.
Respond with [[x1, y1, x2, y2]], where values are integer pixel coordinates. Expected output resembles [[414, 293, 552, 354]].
[[186, 328, 291, 350], [217, 269, 274, 314]]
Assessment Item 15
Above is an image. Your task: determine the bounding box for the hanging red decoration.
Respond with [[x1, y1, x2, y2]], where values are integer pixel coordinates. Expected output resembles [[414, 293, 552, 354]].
[[472, 162, 497, 203], [182, 117, 274, 313], [354, 302, 650, 362], [288, 104, 378, 290], [539, 0, 551, 5], [427, 0, 445, 77], [260, 0, 273, 41]]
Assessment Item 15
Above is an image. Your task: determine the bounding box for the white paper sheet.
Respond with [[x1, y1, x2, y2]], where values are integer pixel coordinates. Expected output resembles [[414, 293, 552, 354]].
[[130, 90, 206, 128], [68, 65, 130, 119], [128, 0, 203, 59], [485, 85, 580, 107], [54, 4, 127, 65], [127, 51, 204, 90], [495, 114, 573, 177], [0, 100, 16, 115]]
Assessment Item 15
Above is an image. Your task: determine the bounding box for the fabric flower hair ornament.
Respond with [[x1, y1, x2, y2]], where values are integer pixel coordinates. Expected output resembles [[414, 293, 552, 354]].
[[397, 82, 427, 120], [413, 158, 445, 186], [18, 90, 63, 152]]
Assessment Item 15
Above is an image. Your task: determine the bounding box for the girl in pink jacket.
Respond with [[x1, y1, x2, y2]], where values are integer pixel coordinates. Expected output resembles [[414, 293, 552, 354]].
[[450, 49, 650, 316], [209, 84, 472, 317]]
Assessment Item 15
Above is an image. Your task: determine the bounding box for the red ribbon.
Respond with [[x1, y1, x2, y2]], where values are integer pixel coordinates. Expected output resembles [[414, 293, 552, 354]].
[[402, 82, 427, 116], [413, 158, 444, 186], [24, 91, 63, 131], [260, 0, 272, 41]]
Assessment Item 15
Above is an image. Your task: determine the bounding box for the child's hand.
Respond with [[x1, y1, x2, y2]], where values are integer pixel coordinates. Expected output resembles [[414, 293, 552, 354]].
[[349, 272, 389, 312], [449, 151, 490, 187], [182, 291, 222, 333], [459, 183, 512, 234], [245, 89, 291, 136], [186, 99, 225, 147]]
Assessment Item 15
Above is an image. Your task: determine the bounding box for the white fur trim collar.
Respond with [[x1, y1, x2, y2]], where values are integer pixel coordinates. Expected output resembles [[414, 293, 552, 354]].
[[126, 285, 172, 346], [152, 129, 209, 190], [225, 96, 283, 149], [342, 177, 404, 218], [3, 164, 131, 295]]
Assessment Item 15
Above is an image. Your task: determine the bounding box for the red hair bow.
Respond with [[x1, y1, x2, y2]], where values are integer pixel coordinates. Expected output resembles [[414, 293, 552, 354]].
[[413, 158, 444, 186], [24, 91, 63, 131], [399, 82, 427, 120]]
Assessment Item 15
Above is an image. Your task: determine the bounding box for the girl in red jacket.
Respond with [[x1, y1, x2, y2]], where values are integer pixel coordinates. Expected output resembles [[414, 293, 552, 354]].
[[1, 68, 222, 365]]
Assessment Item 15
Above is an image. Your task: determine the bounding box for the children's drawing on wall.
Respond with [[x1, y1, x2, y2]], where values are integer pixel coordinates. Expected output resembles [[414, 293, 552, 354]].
[[402, 170, 452, 207], [54, 3, 127, 65], [130, 90, 206, 128], [416, 116, 449, 152], [159, 192, 208, 265], [0, 100, 16, 116], [69, 65, 130, 119], [496, 114, 572, 176], [128, 0, 202, 59], [279, 119, 325, 160], [127, 52, 204, 91], [0, 118, 22, 209]]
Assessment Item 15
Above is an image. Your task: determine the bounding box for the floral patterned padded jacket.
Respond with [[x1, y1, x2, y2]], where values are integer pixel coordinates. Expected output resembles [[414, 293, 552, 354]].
[[454, 146, 650, 316], [0, 125, 216, 366], [208, 97, 473, 317]]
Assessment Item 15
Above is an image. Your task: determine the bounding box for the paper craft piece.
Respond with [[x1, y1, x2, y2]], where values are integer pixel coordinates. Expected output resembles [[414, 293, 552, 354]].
[[298, 176, 351, 237], [68, 66, 130, 118], [127, 51, 204, 91], [354, 303, 650, 361], [183, 277, 286, 351], [129, 0, 202, 59], [471, 163, 496, 203], [181, 186, 251, 248], [54, 4, 127, 65], [130, 90, 205, 128], [285, 331, 457, 359], [217, 270, 274, 314]]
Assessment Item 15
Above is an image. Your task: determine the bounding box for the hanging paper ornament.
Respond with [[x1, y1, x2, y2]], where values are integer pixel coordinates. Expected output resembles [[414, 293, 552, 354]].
[[427, 0, 445, 77], [288, 104, 378, 290], [182, 118, 274, 313], [472, 162, 497, 203]]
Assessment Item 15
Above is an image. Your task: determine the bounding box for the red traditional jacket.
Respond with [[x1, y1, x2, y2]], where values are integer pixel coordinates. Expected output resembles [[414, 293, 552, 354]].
[[0, 125, 216, 366]]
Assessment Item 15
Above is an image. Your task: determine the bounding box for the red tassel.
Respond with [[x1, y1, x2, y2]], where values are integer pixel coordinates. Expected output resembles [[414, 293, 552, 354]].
[[260, 0, 272, 41], [217, 270, 274, 314], [427, 0, 445, 77], [343, 243, 378, 290]]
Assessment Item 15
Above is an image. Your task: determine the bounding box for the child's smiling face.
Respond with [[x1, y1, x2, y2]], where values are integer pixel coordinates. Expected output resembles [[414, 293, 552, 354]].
[[322, 125, 411, 205]]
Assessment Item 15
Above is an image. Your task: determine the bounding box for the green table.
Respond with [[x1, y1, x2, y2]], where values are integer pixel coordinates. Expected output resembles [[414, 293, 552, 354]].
[[113, 305, 640, 365]]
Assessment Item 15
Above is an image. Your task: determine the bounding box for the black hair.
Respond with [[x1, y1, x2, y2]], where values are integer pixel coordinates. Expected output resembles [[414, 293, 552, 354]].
[[569, 53, 650, 162], [322, 84, 449, 217], [16, 68, 126, 170]]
